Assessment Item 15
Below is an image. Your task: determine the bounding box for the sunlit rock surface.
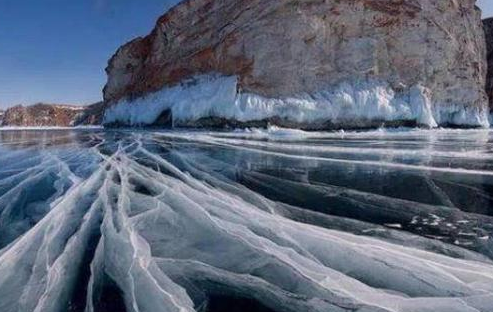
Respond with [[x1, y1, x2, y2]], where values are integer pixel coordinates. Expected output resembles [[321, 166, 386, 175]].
[[104, 0, 490, 128], [1, 104, 85, 127], [0, 128, 492, 312], [1, 103, 103, 128]]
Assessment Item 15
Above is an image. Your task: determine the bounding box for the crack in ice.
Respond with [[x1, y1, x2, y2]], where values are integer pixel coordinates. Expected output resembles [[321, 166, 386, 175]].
[[0, 129, 492, 312]]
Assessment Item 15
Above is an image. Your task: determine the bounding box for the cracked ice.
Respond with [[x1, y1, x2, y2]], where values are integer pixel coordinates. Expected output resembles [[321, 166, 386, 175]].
[[0, 128, 492, 312]]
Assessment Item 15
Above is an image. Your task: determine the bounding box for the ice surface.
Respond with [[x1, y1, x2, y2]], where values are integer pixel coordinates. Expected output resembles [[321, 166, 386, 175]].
[[0, 129, 492, 312], [0, 126, 103, 131], [104, 75, 491, 128]]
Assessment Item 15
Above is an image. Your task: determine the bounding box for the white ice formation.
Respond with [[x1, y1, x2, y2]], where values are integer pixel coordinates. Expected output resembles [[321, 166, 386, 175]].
[[103, 75, 491, 128], [0, 129, 492, 312]]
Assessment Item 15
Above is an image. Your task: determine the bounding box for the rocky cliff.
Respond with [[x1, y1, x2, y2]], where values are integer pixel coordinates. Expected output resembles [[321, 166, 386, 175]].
[[484, 17, 493, 112], [1, 103, 102, 127], [104, 0, 490, 129], [74, 102, 105, 126]]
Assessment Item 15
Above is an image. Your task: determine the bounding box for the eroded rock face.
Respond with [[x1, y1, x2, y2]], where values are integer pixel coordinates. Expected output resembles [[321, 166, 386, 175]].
[[484, 17, 493, 110], [74, 102, 105, 126], [104, 0, 489, 128], [1, 103, 102, 127]]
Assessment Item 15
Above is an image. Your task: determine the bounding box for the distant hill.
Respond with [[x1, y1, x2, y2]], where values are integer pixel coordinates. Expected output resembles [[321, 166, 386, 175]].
[[0, 102, 103, 127]]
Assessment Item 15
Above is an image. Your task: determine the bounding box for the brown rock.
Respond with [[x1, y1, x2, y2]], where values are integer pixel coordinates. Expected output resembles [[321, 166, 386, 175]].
[[74, 102, 105, 126], [1, 103, 103, 127], [104, 0, 489, 127], [484, 17, 493, 110]]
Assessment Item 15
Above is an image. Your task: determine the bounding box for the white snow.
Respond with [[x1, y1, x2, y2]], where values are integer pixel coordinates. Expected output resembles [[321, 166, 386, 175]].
[[53, 105, 85, 111], [104, 74, 491, 128]]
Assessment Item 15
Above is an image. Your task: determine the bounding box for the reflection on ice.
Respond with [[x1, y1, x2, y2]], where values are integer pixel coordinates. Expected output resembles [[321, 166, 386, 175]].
[[0, 128, 492, 312]]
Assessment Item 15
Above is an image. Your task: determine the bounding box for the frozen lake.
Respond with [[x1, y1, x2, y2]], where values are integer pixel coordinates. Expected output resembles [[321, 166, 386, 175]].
[[0, 128, 492, 312]]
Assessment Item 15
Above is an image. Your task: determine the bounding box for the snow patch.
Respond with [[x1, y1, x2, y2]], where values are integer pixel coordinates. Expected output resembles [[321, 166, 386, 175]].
[[104, 75, 491, 128], [53, 105, 85, 111]]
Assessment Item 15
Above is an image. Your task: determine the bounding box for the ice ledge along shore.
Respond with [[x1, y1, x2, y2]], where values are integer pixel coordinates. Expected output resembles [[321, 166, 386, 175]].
[[103, 75, 491, 130]]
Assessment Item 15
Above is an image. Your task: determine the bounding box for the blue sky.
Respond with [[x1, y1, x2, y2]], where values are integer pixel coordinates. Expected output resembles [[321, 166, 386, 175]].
[[479, 0, 493, 19], [0, 0, 492, 109], [0, 0, 179, 108]]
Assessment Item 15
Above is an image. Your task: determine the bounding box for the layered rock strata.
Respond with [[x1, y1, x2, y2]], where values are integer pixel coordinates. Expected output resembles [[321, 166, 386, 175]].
[[103, 0, 490, 128]]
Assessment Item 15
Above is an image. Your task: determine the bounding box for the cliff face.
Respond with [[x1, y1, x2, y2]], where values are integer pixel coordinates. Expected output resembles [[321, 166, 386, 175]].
[[104, 0, 490, 128], [484, 17, 493, 111], [74, 102, 105, 126], [1, 103, 102, 127]]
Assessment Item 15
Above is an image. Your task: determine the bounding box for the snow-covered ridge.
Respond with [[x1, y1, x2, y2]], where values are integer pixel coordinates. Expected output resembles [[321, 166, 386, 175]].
[[104, 75, 491, 129], [52, 105, 85, 111]]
